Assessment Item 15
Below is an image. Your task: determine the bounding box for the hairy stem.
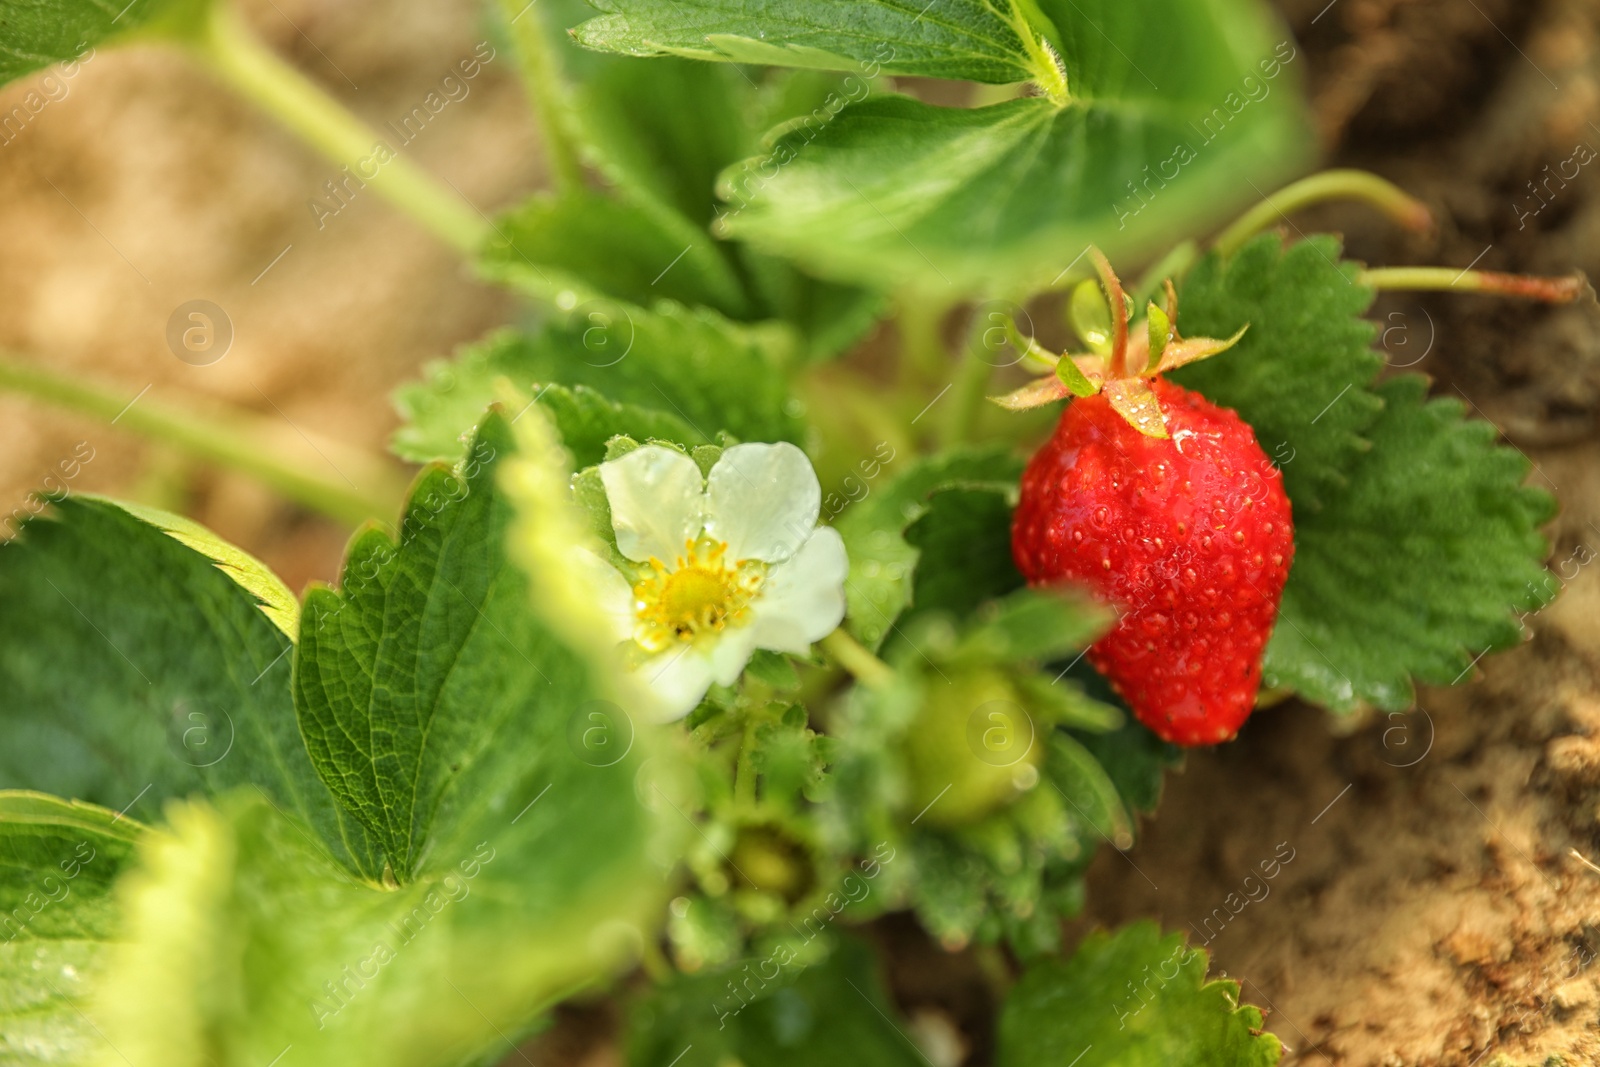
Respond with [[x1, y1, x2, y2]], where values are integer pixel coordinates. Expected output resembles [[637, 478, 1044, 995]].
[[190, 5, 490, 254], [1007, 0, 1068, 107], [495, 0, 585, 191], [818, 629, 894, 689], [1213, 169, 1433, 257], [1358, 266, 1590, 302], [1090, 247, 1129, 379], [0, 354, 406, 526]]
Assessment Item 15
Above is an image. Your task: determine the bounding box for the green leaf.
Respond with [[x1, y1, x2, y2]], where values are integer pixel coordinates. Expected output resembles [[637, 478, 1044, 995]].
[[0, 0, 203, 87], [1264, 376, 1557, 711], [393, 306, 802, 464], [82, 413, 666, 1066], [737, 247, 888, 363], [717, 0, 1311, 293], [720, 91, 1307, 296], [391, 349, 508, 465], [0, 792, 141, 1066], [104, 498, 299, 638], [1169, 236, 1556, 711], [999, 921, 1281, 1066], [485, 18, 884, 358], [835, 447, 1022, 649], [946, 589, 1108, 668], [1146, 301, 1171, 369], [725, 69, 894, 359], [1068, 278, 1113, 353], [1037, 0, 1262, 103], [1047, 733, 1132, 850], [1172, 234, 1382, 511], [574, 0, 1062, 86], [625, 936, 925, 1067], [1054, 349, 1098, 397], [297, 414, 595, 878], [536, 2, 761, 226], [533, 384, 706, 469], [576, 55, 755, 227], [1013, 673, 1120, 735], [480, 188, 748, 314], [481, 12, 753, 318], [904, 486, 1024, 617], [92, 784, 660, 1067], [0, 497, 375, 874], [1080, 721, 1179, 817]]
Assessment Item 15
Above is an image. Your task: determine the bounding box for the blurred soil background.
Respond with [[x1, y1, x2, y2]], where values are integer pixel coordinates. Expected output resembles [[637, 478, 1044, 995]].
[[5, 0, 1600, 1064], [0, 0, 537, 590]]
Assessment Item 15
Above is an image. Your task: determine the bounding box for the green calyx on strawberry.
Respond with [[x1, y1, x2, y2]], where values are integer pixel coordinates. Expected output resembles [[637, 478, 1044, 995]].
[[993, 249, 1248, 433], [1001, 250, 1294, 747]]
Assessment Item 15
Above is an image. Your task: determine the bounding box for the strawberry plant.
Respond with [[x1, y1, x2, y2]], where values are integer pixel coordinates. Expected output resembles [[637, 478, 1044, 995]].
[[0, 0, 1583, 1064]]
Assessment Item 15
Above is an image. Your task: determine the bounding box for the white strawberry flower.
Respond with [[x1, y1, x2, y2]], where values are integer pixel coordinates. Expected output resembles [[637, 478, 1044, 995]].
[[578, 442, 849, 720]]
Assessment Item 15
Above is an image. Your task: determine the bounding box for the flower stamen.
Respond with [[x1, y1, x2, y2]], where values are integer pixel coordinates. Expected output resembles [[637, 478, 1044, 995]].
[[632, 535, 765, 652]]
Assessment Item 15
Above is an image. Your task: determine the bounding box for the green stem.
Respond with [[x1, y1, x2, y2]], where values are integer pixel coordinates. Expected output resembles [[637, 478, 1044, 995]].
[[495, 0, 585, 191], [1358, 266, 1589, 303], [818, 628, 894, 690], [637, 935, 674, 983], [1006, 0, 1068, 107], [1212, 169, 1433, 258], [734, 714, 760, 808], [897, 295, 949, 386], [0, 354, 405, 526], [189, 5, 490, 254], [1090, 248, 1129, 380], [941, 331, 996, 447]]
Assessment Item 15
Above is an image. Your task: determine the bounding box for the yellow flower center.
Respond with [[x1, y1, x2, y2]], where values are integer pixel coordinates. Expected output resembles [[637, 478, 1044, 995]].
[[632, 535, 765, 652]]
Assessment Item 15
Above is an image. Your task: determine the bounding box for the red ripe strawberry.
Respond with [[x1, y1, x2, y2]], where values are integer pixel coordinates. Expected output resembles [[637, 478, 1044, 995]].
[[1013, 379, 1293, 745], [997, 251, 1292, 746]]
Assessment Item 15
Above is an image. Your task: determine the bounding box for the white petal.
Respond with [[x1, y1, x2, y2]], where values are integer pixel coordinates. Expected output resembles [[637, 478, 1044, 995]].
[[749, 526, 849, 655], [708, 627, 760, 688], [570, 547, 635, 644], [600, 445, 705, 563], [636, 645, 715, 722], [704, 442, 820, 564]]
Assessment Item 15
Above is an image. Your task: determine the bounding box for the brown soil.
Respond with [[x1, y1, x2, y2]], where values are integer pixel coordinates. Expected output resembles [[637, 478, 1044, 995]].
[[5, 0, 1600, 1065]]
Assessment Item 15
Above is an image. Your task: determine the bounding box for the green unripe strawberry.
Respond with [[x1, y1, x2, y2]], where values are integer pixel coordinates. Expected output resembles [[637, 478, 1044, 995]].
[[903, 669, 1041, 828]]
